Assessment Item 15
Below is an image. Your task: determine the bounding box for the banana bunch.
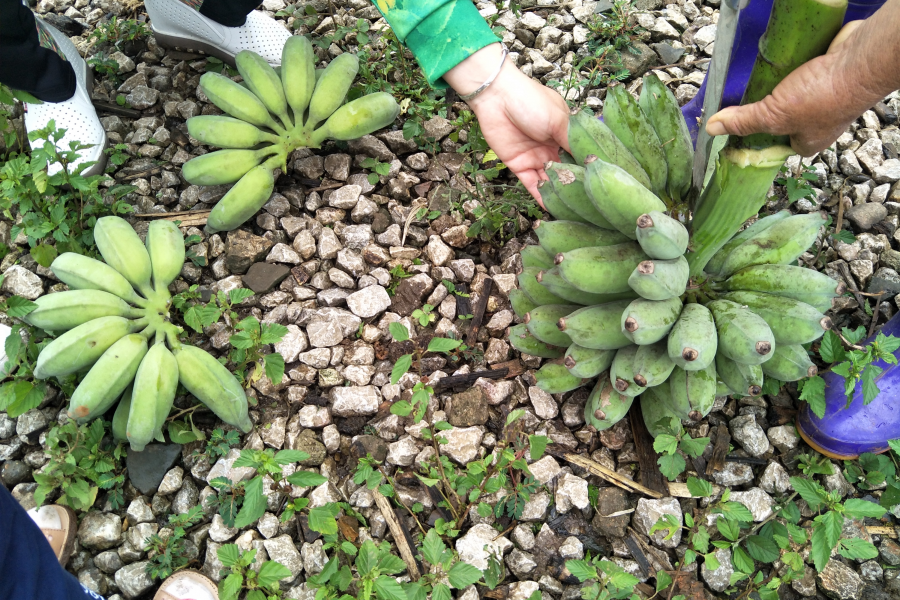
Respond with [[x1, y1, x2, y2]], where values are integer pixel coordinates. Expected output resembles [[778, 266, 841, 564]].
[[183, 38, 400, 233], [511, 73, 844, 436], [27, 216, 253, 451]]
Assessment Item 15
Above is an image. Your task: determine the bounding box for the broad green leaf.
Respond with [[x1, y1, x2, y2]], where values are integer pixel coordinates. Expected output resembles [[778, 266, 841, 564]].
[[427, 337, 462, 353], [704, 552, 720, 571], [447, 561, 483, 589], [799, 376, 826, 419], [233, 476, 265, 529], [422, 529, 445, 565], [745, 535, 779, 563], [275, 449, 310, 464], [506, 409, 525, 426], [374, 576, 407, 600], [717, 518, 739, 541], [678, 436, 709, 458], [263, 352, 285, 385], [810, 524, 833, 572], [653, 434, 678, 455], [5, 296, 37, 319], [391, 354, 412, 385], [839, 538, 878, 561], [656, 571, 672, 592], [817, 511, 843, 549], [658, 453, 686, 481], [861, 365, 883, 405], [565, 559, 598, 582], [377, 552, 406, 575], [258, 560, 293, 587], [219, 572, 244, 600], [731, 545, 754, 574], [881, 483, 900, 509], [217, 544, 241, 567], [286, 470, 327, 487], [431, 583, 452, 600], [818, 330, 845, 363], [228, 288, 255, 304], [686, 477, 713, 498], [843, 498, 886, 519], [309, 505, 339, 535], [789, 476, 826, 510], [389, 322, 409, 341], [390, 400, 412, 417], [30, 244, 57, 268], [719, 501, 754, 522], [528, 435, 548, 460], [260, 322, 289, 345]]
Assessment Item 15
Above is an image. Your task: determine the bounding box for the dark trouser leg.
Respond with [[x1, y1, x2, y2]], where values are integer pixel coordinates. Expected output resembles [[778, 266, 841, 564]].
[[0, 0, 75, 102], [199, 0, 263, 27]]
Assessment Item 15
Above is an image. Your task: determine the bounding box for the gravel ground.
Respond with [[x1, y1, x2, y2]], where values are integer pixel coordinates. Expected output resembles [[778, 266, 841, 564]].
[[3, 0, 900, 599]]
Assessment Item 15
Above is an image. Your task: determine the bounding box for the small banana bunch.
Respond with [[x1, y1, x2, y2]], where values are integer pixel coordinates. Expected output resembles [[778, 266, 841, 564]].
[[511, 74, 844, 436], [26, 216, 253, 451], [183, 37, 400, 233]]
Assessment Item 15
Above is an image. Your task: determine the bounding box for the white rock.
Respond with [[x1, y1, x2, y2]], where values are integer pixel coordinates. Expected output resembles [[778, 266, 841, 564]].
[[275, 325, 308, 363], [456, 523, 513, 570], [346, 285, 391, 318], [729, 488, 775, 522], [633, 497, 682, 548], [555, 473, 589, 513], [330, 386, 380, 416], [440, 426, 484, 464]]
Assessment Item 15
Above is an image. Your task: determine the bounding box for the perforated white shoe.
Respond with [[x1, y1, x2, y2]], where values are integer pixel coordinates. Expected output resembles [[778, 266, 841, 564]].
[[145, 0, 291, 66], [24, 20, 107, 177]]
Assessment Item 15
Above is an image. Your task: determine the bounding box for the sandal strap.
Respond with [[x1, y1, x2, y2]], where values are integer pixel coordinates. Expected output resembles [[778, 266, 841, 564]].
[[42, 527, 67, 560]]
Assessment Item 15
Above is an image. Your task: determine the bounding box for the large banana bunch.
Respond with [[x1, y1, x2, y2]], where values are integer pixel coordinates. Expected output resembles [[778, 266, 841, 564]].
[[515, 73, 843, 435], [183, 37, 400, 233], [27, 217, 254, 451]]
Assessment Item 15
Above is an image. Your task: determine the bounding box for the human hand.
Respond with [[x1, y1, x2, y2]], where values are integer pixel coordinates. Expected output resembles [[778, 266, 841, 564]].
[[444, 44, 570, 203]]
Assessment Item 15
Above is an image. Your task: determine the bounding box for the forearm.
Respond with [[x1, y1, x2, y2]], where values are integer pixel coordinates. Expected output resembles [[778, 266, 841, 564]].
[[835, 0, 900, 113]]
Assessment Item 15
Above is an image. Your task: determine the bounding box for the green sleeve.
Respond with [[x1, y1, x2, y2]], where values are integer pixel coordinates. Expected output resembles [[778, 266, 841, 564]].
[[372, 0, 500, 88]]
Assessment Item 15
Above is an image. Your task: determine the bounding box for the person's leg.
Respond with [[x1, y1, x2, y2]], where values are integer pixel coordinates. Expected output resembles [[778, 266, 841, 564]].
[[198, 0, 264, 27], [0, 485, 103, 600]]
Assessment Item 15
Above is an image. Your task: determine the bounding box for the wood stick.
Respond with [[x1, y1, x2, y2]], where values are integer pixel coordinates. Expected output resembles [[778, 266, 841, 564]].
[[372, 489, 421, 580], [625, 534, 651, 577], [707, 423, 730, 473], [837, 261, 867, 313], [666, 481, 723, 498], [629, 401, 668, 496], [466, 277, 493, 347], [454, 283, 472, 318], [561, 452, 664, 499], [92, 100, 143, 118], [430, 367, 509, 392]]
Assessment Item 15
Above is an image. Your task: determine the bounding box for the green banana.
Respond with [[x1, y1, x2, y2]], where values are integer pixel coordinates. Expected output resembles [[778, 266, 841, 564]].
[[621, 296, 683, 345], [584, 376, 635, 431], [206, 162, 277, 234], [567, 109, 652, 189], [707, 299, 775, 366], [128, 343, 179, 451], [631, 341, 676, 388], [25, 290, 141, 331], [518, 267, 568, 305], [538, 268, 637, 306], [95, 216, 154, 297], [635, 211, 689, 260], [306, 52, 359, 128], [67, 333, 148, 422], [236, 49, 292, 127], [535, 362, 587, 394], [538, 180, 591, 224], [509, 289, 539, 319], [705, 210, 791, 275], [722, 291, 831, 345], [199, 71, 282, 132], [509, 324, 566, 358], [521, 245, 555, 270], [641, 385, 684, 437], [717, 379, 735, 397], [186, 115, 278, 148], [311, 93, 400, 145], [717, 212, 827, 277], [669, 363, 717, 421], [564, 344, 615, 379], [721, 264, 845, 312], [639, 73, 693, 202], [525, 304, 578, 347], [627, 256, 689, 301], [146, 220, 185, 293], [556, 242, 649, 294], [761, 344, 817, 382], [182, 148, 276, 186], [584, 156, 667, 239], [667, 303, 717, 370], [545, 163, 615, 229], [559, 149, 577, 164], [534, 220, 629, 255], [557, 301, 634, 350], [281, 35, 316, 121], [603, 83, 668, 198], [51, 253, 143, 305], [112, 386, 132, 443], [174, 345, 253, 433], [716, 353, 764, 397], [610, 344, 645, 397], [34, 317, 136, 380]]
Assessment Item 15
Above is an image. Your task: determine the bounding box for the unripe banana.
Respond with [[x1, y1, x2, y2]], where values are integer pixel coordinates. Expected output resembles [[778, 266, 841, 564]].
[[716, 353, 764, 397], [311, 92, 400, 145], [635, 211, 689, 260], [584, 376, 634, 431], [718, 212, 827, 277], [34, 316, 135, 379], [538, 180, 591, 224], [716, 379, 735, 397], [760, 344, 817, 382], [564, 344, 615, 379], [51, 253, 143, 305], [187, 115, 279, 149], [538, 268, 637, 306], [205, 163, 277, 234], [199, 71, 282, 131], [525, 304, 579, 347], [282, 35, 316, 121], [128, 343, 179, 451], [521, 245, 554, 270], [705, 210, 791, 275], [509, 323, 566, 358], [559, 149, 577, 164], [669, 363, 717, 421], [584, 156, 667, 239], [509, 288, 539, 319], [556, 242, 649, 294], [67, 333, 148, 422], [25, 290, 142, 331], [518, 267, 568, 305], [146, 220, 185, 292], [236, 49, 291, 127], [610, 344, 646, 397], [707, 299, 775, 366], [545, 163, 615, 229], [641, 385, 684, 437], [621, 296, 683, 345], [535, 362, 587, 394], [567, 109, 652, 189], [534, 220, 629, 255], [667, 303, 717, 370], [95, 216, 154, 297], [557, 301, 633, 350], [627, 256, 689, 301], [182, 148, 276, 186], [603, 83, 668, 198], [174, 345, 252, 433], [722, 291, 831, 345], [639, 73, 693, 202], [112, 386, 132, 443], [631, 340, 676, 388], [721, 264, 845, 311], [307, 53, 359, 128]]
